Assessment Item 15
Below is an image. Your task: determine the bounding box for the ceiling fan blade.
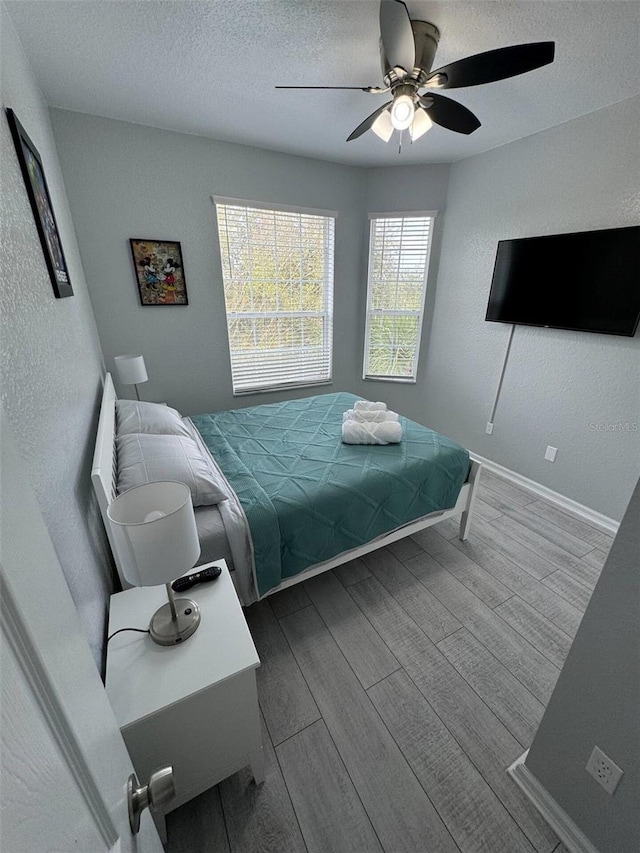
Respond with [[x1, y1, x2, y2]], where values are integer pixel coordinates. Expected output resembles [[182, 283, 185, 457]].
[[275, 86, 387, 93], [427, 42, 555, 89], [419, 93, 481, 135], [379, 0, 415, 74], [347, 102, 393, 141]]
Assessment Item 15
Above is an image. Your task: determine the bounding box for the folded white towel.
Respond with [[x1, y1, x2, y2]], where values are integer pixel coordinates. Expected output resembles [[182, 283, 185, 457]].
[[343, 409, 399, 423], [342, 420, 403, 445], [353, 400, 387, 412]]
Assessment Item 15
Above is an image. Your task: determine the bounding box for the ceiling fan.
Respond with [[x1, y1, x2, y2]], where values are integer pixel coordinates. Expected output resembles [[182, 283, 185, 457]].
[[276, 0, 555, 144]]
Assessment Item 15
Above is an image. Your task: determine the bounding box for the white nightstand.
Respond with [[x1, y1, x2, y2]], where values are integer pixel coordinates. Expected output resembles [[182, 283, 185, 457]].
[[106, 560, 263, 842]]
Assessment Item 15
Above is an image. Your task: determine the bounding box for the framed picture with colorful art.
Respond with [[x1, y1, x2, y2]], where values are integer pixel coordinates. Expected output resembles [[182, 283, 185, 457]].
[[129, 239, 188, 306], [6, 108, 73, 298]]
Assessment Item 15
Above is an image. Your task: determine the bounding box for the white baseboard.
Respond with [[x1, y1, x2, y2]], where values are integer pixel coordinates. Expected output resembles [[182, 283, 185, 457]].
[[469, 453, 619, 536], [508, 751, 601, 853]]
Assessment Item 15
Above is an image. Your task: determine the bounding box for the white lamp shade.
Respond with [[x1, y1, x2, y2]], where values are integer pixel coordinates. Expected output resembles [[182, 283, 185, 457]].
[[410, 108, 433, 141], [372, 109, 394, 142], [107, 482, 200, 587], [114, 354, 148, 386]]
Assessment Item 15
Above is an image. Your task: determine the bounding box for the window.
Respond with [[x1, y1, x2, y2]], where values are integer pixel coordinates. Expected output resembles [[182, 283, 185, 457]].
[[215, 199, 335, 395], [363, 213, 435, 382]]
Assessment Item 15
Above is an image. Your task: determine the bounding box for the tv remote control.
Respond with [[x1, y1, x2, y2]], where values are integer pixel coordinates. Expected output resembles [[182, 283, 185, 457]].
[[172, 566, 222, 592]]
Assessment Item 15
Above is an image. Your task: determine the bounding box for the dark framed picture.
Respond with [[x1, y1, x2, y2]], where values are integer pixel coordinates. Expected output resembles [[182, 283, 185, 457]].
[[129, 239, 188, 305], [6, 108, 73, 298]]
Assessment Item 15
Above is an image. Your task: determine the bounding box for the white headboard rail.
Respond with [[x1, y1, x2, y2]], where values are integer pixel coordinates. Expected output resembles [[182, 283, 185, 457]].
[[91, 374, 132, 589]]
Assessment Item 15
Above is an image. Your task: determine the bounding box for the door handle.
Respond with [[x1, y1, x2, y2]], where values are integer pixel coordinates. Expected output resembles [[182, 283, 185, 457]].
[[127, 766, 175, 834]]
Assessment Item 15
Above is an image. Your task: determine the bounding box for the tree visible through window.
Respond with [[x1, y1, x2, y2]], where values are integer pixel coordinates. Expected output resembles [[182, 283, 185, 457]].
[[215, 201, 335, 394], [364, 214, 435, 381]]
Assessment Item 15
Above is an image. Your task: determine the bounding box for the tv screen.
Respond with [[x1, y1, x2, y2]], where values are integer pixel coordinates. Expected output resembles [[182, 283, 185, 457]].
[[485, 226, 640, 337]]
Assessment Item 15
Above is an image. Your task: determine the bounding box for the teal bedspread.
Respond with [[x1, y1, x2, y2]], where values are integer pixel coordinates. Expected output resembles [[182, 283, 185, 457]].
[[192, 393, 470, 597]]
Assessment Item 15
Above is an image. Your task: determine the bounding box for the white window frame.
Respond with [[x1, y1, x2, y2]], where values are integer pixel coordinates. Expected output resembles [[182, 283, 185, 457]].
[[213, 196, 336, 395], [363, 211, 437, 383]]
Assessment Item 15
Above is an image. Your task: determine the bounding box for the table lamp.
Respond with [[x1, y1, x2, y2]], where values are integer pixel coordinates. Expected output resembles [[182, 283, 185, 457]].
[[114, 354, 148, 401], [107, 481, 202, 645]]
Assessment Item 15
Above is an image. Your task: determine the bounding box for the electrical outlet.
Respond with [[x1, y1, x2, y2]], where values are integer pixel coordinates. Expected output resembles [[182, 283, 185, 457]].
[[485, 422, 494, 435], [544, 445, 558, 462], [586, 746, 624, 794]]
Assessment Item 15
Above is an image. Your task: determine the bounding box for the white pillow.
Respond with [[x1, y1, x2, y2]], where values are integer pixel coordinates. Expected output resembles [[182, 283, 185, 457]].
[[116, 399, 190, 438], [116, 434, 228, 506]]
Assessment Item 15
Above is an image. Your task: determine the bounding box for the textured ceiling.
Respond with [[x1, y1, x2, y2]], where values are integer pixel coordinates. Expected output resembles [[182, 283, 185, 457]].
[[6, 1, 640, 166]]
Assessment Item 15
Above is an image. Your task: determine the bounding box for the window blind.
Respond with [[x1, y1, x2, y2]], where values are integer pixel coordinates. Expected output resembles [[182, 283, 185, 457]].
[[364, 215, 435, 381], [215, 202, 335, 394]]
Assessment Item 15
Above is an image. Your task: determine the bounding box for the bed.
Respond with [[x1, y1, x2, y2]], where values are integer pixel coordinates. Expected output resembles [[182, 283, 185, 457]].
[[92, 374, 481, 605]]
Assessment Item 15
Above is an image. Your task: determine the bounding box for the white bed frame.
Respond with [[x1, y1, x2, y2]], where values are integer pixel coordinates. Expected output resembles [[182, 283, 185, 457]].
[[92, 374, 482, 597]]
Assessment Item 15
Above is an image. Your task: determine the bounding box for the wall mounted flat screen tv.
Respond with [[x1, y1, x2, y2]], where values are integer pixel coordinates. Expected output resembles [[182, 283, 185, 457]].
[[486, 226, 640, 337]]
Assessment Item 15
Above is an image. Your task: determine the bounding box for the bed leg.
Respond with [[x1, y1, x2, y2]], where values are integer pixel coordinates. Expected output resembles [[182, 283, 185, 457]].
[[459, 461, 482, 541], [460, 509, 472, 541]]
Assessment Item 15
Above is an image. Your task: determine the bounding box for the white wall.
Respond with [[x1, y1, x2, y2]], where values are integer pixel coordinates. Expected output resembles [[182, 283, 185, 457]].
[[0, 9, 114, 666], [48, 109, 369, 416], [525, 478, 640, 852], [422, 97, 640, 521]]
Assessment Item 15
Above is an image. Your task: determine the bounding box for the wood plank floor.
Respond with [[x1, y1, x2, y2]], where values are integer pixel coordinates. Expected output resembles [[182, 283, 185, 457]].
[[166, 473, 611, 853]]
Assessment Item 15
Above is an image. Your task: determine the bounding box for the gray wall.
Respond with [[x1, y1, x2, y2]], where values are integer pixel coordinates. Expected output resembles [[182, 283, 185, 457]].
[[50, 99, 639, 521], [421, 97, 640, 521], [50, 108, 453, 427], [1, 10, 114, 666], [49, 109, 369, 415], [526, 478, 640, 852], [354, 163, 451, 423]]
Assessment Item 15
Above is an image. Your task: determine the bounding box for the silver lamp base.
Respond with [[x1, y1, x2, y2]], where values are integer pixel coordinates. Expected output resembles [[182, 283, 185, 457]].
[[149, 588, 201, 646]]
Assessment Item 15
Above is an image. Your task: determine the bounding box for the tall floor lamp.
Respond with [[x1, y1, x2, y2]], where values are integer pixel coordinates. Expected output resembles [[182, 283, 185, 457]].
[[108, 481, 202, 645], [114, 354, 148, 401]]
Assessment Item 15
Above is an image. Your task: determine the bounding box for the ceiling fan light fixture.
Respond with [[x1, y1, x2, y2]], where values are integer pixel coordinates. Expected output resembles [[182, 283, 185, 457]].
[[410, 108, 433, 141], [390, 94, 415, 130], [371, 109, 394, 141], [301, 2, 555, 148]]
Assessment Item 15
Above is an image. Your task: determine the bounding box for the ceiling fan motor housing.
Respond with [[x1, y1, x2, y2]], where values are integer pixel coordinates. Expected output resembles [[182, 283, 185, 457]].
[[380, 20, 441, 86]]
